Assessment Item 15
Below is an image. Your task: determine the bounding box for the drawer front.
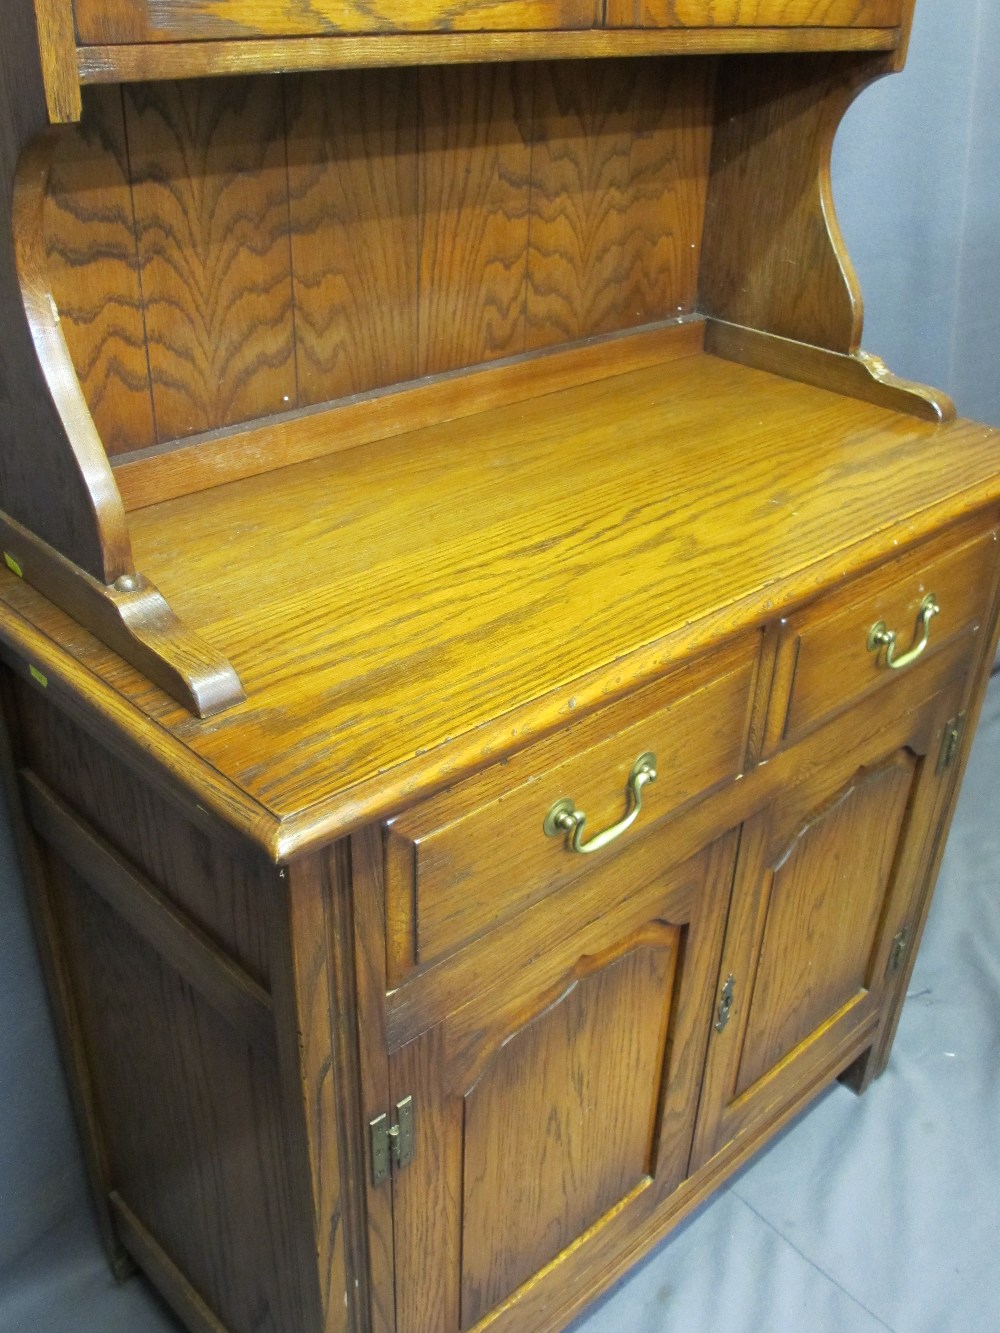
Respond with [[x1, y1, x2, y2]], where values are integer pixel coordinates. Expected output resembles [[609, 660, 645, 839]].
[[73, 0, 602, 44], [384, 635, 758, 983], [775, 525, 998, 749], [605, 1, 903, 27]]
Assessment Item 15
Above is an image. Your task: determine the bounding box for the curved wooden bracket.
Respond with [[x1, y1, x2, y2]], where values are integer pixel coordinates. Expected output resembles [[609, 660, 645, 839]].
[[706, 320, 955, 423], [11, 129, 134, 583], [1, 106, 245, 716], [0, 510, 246, 718]]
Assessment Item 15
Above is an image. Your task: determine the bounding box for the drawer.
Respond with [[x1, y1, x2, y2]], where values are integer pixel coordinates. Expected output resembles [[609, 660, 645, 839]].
[[73, 0, 602, 44], [383, 634, 758, 984], [605, 1, 903, 28], [773, 525, 998, 750]]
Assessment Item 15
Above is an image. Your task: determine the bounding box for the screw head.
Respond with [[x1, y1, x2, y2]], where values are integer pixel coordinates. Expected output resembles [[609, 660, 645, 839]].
[[114, 574, 140, 593]]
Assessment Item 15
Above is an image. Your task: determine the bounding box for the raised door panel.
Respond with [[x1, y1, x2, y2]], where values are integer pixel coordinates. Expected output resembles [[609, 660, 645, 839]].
[[691, 690, 953, 1171], [74, 1, 602, 44], [732, 753, 913, 1096], [459, 927, 677, 1326], [605, 1, 903, 27], [387, 834, 737, 1332]]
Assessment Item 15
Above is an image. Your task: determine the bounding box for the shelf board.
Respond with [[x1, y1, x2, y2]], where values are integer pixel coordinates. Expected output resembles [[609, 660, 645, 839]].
[[2, 352, 997, 854], [77, 27, 899, 87]]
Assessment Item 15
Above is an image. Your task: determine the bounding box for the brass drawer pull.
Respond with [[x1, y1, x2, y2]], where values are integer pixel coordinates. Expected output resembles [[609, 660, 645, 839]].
[[543, 752, 657, 855], [867, 593, 940, 671]]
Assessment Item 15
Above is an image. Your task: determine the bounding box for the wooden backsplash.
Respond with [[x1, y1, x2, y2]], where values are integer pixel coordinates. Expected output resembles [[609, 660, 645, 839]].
[[43, 61, 714, 459]]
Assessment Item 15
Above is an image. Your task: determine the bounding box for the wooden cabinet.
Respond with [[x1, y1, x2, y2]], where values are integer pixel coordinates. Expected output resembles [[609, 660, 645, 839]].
[[1, 3, 999, 1332]]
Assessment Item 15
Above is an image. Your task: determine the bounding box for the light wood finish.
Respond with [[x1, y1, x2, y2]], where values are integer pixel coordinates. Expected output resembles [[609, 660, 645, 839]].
[[30, 0, 82, 122], [0, 62, 245, 714], [8, 10, 1000, 1333], [45, 86, 156, 455], [0, 12, 118, 578], [44, 68, 713, 459], [389, 833, 738, 1332], [706, 319, 956, 423], [700, 52, 880, 352], [118, 355, 999, 848], [124, 79, 298, 442], [692, 679, 955, 1169], [74, 0, 604, 43], [607, 0, 902, 26], [0, 511, 245, 718], [773, 523, 998, 749], [384, 634, 756, 981], [114, 320, 705, 510], [76, 28, 901, 89], [286, 68, 420, 405]]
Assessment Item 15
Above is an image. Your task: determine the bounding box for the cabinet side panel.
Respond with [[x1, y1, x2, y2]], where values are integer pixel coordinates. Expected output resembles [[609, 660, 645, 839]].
[[700, 52, 876, 351], [11, 677, 273, 987], [46, 853, 315, 1333]]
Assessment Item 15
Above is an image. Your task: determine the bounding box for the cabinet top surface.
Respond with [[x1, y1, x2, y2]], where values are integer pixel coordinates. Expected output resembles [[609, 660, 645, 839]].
[[2, 349, 998, 854]]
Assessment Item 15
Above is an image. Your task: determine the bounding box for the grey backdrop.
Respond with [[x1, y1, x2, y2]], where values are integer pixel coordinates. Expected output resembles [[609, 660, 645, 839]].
[[0, 0, 997, 1296]]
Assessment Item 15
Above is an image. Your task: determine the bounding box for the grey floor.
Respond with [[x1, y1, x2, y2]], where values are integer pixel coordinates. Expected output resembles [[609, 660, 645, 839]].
[[1, 676, 998, 1333]]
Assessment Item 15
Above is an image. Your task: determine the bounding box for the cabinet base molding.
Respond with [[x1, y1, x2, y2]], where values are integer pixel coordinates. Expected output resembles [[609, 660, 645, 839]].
[[110, 1195, 230, 1333]]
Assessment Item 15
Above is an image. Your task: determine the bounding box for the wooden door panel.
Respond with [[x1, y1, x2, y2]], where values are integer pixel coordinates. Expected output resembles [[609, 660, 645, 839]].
[[693, 692, 953, 1172], [388, 833, 737, 1332], [460, 925, 678, 1326], [734, 755, 914, 1095]]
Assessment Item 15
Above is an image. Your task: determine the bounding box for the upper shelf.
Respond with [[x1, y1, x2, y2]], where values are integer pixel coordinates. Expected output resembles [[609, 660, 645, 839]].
[[33, 0, 909, 108], [74, 0, 905, 43]]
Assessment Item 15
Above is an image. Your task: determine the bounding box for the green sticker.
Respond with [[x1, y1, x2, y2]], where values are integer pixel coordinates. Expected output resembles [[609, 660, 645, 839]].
[[4, 552, 23, 578], [29, 666, 48, 688]]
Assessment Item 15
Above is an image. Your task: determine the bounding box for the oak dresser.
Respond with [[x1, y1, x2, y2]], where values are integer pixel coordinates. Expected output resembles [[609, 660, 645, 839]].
[[1, 3, 998, 1331]]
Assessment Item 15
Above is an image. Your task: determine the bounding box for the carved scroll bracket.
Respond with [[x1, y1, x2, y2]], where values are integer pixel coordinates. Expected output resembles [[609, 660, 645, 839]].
[[1, 123, 245, 717]]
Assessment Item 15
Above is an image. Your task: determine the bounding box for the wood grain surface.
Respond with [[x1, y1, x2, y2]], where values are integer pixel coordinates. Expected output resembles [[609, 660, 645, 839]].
[[388, 833, 738, 1330], [73, 0, 603, 44], [45, 88, 156, 454], [113, 320, 704, 510], [1, 352, 999, 856], [123, 78, 298, 440], [734, 754, 914, 1095], [459, 928, 679, 1324], [286, 68, 420, 403], [48, 856, 315, 1333], [607, 0, 902, 26], [690, 680, 950, 1169], [700, 52, 879, 352], [418, 63, 533, 373], [75, 28, 901, 90], [46, 64, 713, 454], [121, 355, 1000, 826], [0, 9, 128, 580]]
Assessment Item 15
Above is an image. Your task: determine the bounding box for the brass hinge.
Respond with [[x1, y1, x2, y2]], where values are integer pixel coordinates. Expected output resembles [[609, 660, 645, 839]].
[[937, 713, 966, 773], [715, 974, 735, 1033], [369, 1095, 415, 1187], [887, 926, 910, 977]]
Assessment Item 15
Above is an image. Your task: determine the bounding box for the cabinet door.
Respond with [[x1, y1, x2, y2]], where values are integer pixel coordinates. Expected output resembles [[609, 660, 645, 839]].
[[691, 691, 953, 1170], [386, 832, 738, 1332]]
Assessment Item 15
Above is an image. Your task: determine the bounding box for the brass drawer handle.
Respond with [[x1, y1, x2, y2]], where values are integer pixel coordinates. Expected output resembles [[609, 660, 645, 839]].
[[867, 593, 940, 671], [543, 752, 657, 855]]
